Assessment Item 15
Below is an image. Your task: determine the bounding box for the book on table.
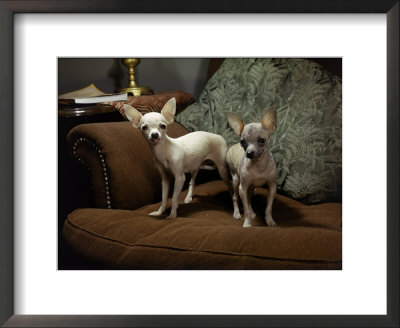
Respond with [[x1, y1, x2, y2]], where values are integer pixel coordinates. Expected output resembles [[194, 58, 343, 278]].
[[58, 84, 128, 104]]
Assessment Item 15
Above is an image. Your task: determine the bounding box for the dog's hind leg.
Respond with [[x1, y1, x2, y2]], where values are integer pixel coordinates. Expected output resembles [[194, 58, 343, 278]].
[[213, 156, 233, 196], [184, 169, 199, 204], [231, 172, 241, 220]]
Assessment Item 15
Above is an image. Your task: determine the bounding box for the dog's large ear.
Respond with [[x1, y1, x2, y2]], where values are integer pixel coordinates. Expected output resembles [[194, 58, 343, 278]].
[[123, 104, 142, 128], [161, 97, 176, 125], [262, 106, 277, 133], [226, 112, 244, 136]]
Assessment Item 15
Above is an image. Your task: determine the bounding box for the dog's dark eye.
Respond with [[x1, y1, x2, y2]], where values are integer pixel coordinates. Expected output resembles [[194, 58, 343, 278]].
[[240, 139, 246, 147], [160, 124, 167, 130], [258, 138, 265, 144], [141, 125, 148, 131]]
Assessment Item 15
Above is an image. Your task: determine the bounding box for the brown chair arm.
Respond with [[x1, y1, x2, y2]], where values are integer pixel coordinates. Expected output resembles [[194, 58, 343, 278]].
[[67, 121, 189, 210]]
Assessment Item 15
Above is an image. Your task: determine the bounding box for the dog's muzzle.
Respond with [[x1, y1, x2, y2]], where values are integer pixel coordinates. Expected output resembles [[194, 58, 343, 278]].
[[149, 131, 160, 143], [246, 150, 255, 159]]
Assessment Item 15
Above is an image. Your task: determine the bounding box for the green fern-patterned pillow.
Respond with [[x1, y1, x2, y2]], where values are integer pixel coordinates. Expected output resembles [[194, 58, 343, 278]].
[[176, 58, 342, 204]]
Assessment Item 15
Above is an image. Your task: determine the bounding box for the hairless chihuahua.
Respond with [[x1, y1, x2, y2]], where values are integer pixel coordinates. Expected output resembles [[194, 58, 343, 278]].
[[226, 107, 278, 227]]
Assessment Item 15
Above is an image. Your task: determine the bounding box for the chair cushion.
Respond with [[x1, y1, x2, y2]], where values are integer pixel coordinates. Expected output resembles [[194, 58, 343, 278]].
[[176, 58, 342, 204], [63, 181, 341, 270]]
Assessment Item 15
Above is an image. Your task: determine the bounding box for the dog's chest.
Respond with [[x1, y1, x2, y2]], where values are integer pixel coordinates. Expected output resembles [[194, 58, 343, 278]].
[[152, 142, 184, 173], [153, 146, 170, 168], [241, 156, 276, 187], [245, 170, 270, 188]]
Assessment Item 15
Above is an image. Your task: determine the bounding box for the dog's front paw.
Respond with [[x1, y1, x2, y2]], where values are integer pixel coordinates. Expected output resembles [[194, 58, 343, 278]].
[[167, 211, 177, 219], [149, 210, 163, 216], [250, 211, 256, 219], [266, 217, 277, 227], [243, 218, 252, 228], [184, 196, 192, 204], [233, 211, 241, 220]]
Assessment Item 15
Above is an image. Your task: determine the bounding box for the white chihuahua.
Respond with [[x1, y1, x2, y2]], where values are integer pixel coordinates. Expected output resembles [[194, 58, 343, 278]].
[[226, 106, 278, 227], [124, 97, 231, 218]]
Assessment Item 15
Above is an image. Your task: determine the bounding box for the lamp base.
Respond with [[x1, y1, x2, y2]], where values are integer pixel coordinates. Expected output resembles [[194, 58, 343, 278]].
[[116, 86, 153, 97]]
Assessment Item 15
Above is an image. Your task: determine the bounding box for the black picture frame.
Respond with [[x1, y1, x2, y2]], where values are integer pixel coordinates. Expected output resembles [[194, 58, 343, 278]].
[[1, 1, 398, 327]]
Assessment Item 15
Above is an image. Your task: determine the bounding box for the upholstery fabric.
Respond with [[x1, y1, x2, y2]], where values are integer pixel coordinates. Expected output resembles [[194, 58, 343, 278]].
[[67, 121, 189, 210], [106, 90, 195, 118], [64, 180, 342, 270], [176, 58, 342, 204]]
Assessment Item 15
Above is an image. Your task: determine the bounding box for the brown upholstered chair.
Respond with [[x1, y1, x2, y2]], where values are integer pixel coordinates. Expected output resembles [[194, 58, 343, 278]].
[[62, 120, 341, 270], [61, 59, 342, 270]]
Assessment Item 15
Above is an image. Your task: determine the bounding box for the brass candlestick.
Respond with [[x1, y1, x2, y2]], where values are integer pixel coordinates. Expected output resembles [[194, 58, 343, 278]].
[[116, 58, 153, 96]]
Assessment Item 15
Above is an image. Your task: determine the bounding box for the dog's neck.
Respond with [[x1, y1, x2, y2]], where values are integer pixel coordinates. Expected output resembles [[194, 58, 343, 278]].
[[148, 135, 173, 165], [248, 148, 271, 169]]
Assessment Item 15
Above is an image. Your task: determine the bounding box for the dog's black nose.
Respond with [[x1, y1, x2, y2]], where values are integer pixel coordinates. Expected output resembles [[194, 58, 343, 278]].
[[151, 132, 159, 139], [246, 151, 254, 159]]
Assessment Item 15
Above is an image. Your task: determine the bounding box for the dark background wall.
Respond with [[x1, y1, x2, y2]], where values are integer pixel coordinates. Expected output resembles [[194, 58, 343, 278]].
[[58, 58, 210, 100], [58, 58, 341, 100]]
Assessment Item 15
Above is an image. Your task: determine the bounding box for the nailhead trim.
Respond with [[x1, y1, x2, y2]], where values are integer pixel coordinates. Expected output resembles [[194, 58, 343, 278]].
[[72, 137, 112, 209]]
